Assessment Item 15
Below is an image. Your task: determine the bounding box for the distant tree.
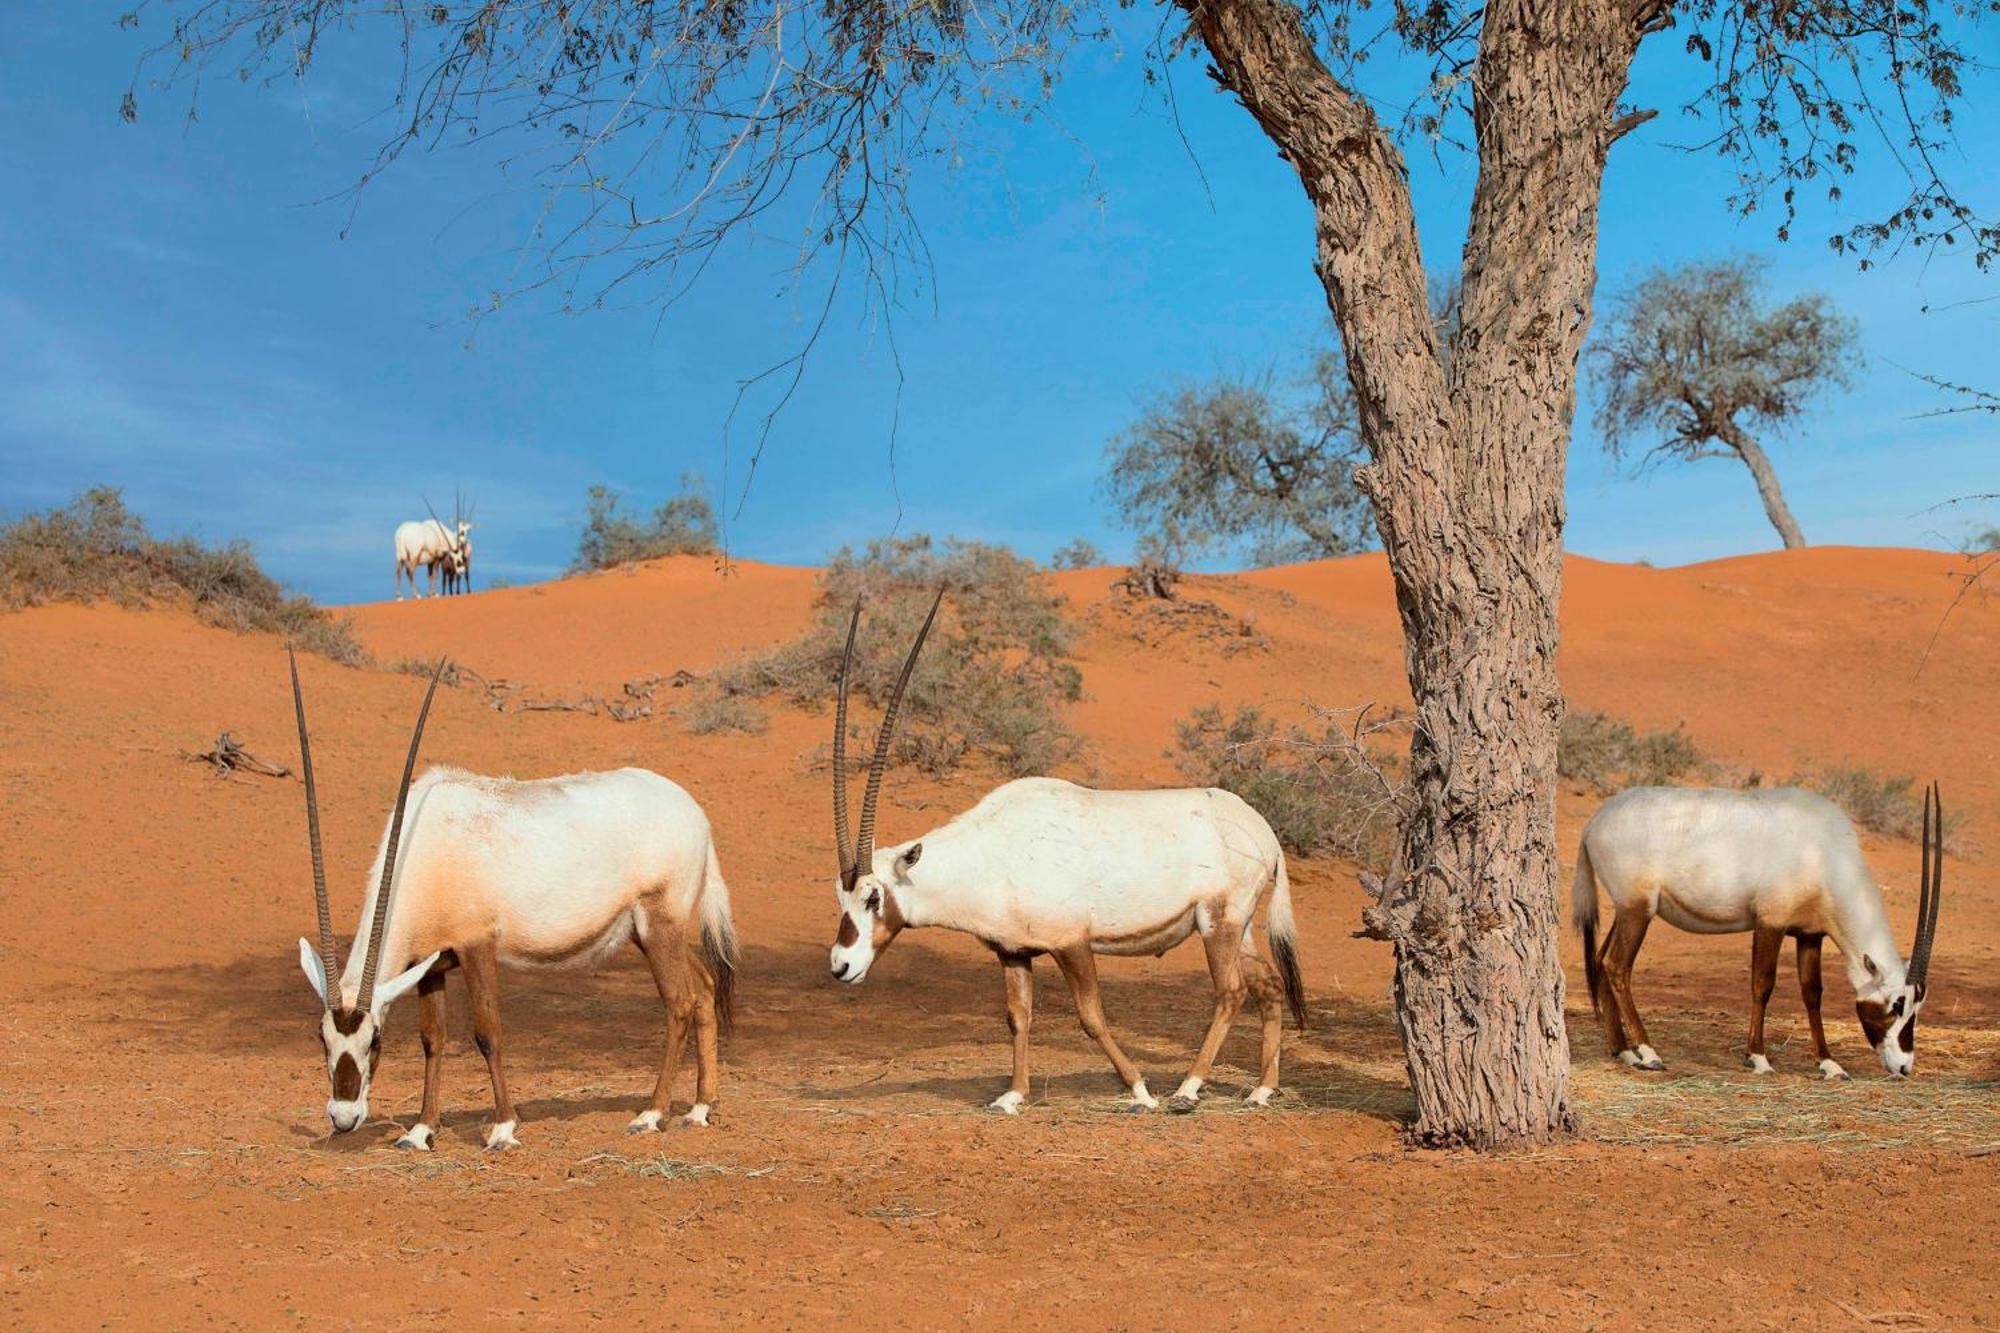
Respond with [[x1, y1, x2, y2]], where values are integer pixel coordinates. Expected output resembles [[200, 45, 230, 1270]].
[[1589, 257, 1860, 550], [1103, 350, 1373, 568], [571, 474, 718, 573], [1050, 537, 1103, 570]]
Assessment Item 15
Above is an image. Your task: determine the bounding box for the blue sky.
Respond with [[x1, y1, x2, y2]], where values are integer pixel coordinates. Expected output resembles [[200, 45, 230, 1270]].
[[1, 6, 1994, 605]]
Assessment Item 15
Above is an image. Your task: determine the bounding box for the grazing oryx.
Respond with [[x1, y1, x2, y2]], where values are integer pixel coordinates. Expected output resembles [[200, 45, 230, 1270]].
[[288, 650, 737, 1151], [826, 595, 1307, 1115], [1573, 784, 1944, 1079]]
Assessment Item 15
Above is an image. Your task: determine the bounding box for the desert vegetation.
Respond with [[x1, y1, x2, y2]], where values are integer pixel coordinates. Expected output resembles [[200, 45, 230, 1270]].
[[0, 486, 362, 663], [705, 535, 1081, 775], [1796, 766, 1970, 853], [1557, 710, 1710, 793], [1171, 703, 1404, 864], [570, 476, 719, 573], [1102, 351, 1374, 569]]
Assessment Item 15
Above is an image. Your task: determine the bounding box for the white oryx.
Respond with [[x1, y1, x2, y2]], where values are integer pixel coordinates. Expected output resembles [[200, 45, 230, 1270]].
[[288, 650, 737, 1151], [393, 494, 473, 599], [1573, 784, 1944, 1079], [825, 595, 1307, 1115]]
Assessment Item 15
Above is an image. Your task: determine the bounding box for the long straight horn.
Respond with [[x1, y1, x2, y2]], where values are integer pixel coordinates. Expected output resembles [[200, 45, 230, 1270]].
[[853, 586, 945, 872], [289, 646, 340, 1010], [833, 601, 861, 881], [355, 656, 447, 1013], [1908, 783, 1943, 992]]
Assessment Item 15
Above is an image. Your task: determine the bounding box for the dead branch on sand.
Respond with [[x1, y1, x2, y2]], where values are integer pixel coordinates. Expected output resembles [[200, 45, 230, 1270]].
[[181, 732, 291, 779]]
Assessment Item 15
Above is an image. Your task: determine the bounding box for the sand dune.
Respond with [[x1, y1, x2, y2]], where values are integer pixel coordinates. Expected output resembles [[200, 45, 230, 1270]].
[[2, 545, 1994, 1326]]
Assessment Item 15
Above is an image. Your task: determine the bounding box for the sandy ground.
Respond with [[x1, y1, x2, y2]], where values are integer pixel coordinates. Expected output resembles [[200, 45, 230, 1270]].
[[2, 548, 1995, 1328]]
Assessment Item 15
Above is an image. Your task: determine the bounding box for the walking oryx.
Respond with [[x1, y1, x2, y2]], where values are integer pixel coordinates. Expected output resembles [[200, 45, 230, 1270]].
[[1573, 784, 1945, 1079], [288, 650, 737, 1151], [825, 594, 1306, 1114]]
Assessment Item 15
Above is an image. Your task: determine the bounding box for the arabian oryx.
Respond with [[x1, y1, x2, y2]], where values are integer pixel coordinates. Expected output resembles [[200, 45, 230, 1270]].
[[288, 650, 737, 1151], [1573, 784, 1944, 1079], [825, 594, 1306, 1114], [441, 531, 473, 595], [393, 494, 472, 599]]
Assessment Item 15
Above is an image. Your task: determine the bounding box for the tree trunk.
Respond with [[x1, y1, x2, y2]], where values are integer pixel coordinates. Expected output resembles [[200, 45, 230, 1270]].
[[1183, 0, 1654, 1146], [1721, 422, 1808, 548]]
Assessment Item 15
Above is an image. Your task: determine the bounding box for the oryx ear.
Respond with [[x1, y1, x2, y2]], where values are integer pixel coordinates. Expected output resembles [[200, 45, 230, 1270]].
[[894, 843, 923, 874], [299, 937, 330, 1005], [370, 952, 441, 1017]]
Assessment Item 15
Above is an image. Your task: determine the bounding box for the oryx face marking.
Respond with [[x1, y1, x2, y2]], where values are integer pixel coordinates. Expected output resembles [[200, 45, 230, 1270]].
[[319, 1006, 382, 1132], [1855, 985, 1923, 1077], [829, 858, 911, 984]]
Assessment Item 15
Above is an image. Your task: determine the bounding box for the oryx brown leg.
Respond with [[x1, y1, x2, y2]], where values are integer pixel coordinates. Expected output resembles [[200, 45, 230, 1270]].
[[688, 960, 720, 1128], [1746, 925, 1783, 1073], [1170, 924, 1250, 1113], [1051, 945, 1155, 1111], [1603, 903, 1664, 1070], [462, 941, 519, 1150], [629, 925, 695, 1133], [1240, 952, 1285, 1106], [1796, 933, 1847, 1080], [396, 968, 449, 1151], [991, 952, 1034, 1115], [1594, 921, 1632, 1058]]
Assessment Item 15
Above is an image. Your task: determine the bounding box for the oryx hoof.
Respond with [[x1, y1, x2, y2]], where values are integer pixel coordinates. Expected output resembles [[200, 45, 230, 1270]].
[[1747, 1053, 1775, 1075], [1819, 1059, 1851, 1082], [988, 1091, 1025, 1116], [483, 1120, 520, 1152], [394, 1124, 435, 1152], [627, 1110, 664, 1135], [680, 1104, 712, 1129], [1165, 1095, 1199, 1116], [1244, 1086, 1277, 1108]]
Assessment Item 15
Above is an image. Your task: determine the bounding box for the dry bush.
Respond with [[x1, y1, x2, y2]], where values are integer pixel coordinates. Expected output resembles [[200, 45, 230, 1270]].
[[678, 689, 768, 737], [711, 535, 1080, 776], [1796, 767, 1970, 854], [1559, 709, 1708, 794], [569, 476, 717, 573], [0, 487, 364, 664], [1171, 703, 1404, 863]]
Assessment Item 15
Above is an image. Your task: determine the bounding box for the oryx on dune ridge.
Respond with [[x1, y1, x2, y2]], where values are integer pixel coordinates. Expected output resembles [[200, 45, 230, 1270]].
[[825, 593, 1307, 1115], [289, 649, 736, 1151], [393, 492, 472, 599], [1573, 783, 1945, 1079]]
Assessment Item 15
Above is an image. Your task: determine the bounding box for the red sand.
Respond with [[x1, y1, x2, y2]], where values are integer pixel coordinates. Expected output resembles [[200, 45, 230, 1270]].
[[3, 548, 1995, 1326]]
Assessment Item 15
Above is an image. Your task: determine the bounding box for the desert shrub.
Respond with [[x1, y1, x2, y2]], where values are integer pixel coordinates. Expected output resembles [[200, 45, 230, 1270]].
[[570, 475, 718, 573], [0, 487, 364, 664], [1796, 767, 1969, 853], [1050, 537, 1102, 570], [678, 689, 768, 737], [711, 535, 1080, 776], [1171, 703, 1404, 862], [1559, 710, 1708, 794], [1959, 524, 2000, 556]]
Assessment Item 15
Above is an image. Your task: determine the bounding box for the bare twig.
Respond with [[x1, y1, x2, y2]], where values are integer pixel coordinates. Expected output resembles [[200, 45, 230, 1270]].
[[181, 731, 291, 779]]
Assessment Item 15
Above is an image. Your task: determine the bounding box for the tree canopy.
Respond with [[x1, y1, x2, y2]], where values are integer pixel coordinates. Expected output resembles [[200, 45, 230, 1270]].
[[1588, 256, 1860, 548], [1102, 350, 1374, 568]]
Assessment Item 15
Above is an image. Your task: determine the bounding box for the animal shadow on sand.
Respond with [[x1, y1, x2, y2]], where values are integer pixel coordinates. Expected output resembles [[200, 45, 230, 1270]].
[[121, 937, 1412, 1130]]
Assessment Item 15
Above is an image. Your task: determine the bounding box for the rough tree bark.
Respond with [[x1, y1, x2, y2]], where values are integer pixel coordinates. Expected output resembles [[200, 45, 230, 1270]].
[[1182, 0, 1659, 1146], [1718, 421, 1809, 548]]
